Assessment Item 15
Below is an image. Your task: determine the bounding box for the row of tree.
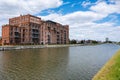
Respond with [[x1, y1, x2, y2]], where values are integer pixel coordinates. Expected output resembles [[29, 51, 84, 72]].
[[69, 39, 120, 44], [69, 39, 101, 44]]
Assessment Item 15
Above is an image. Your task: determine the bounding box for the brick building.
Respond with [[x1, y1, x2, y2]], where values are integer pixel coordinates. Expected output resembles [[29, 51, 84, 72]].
[[2, 14, 69, 45]]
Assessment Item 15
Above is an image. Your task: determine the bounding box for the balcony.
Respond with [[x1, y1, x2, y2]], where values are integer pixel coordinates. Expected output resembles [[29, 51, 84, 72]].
[[32, 32, 39, 34], [32, 34, 39, 38], [32, 29, 39, 34], [14, 32, 20, 38]]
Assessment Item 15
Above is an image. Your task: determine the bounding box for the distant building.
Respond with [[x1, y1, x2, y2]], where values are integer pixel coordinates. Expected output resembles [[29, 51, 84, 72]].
[[105, 37, 109, 42], [2, 14, 69, 45]]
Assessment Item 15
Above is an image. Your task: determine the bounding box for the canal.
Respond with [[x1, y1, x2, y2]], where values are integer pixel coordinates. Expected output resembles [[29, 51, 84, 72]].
[[0, 44, 119, 80]]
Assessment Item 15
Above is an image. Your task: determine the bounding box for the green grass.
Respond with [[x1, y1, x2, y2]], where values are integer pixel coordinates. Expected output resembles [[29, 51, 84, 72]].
[[92, 50, 120, 80]]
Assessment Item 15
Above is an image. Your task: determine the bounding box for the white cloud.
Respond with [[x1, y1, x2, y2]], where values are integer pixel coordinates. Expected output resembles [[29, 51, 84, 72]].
[[71, 2, 81, 8], [81, 0, 91, 8], [0, 0, 63, 19], [71, 3, 76, 7], [40, 11, 120, 41], [40, 0, 120, 41], [63, 2, 70, 5], [41, 11, 106, 25], [90, 1, 120, 15]]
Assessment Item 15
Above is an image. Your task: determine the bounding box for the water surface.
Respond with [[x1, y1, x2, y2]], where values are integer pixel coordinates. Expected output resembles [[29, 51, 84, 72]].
[[0, 44, 119, 80]]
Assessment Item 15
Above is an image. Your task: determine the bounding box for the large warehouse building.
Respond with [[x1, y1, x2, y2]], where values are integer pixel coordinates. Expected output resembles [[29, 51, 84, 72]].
[[2, 14, 69, 45]]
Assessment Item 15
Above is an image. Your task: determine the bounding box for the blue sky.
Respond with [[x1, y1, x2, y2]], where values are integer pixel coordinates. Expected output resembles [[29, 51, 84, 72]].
[[0, 0, 120, 41]]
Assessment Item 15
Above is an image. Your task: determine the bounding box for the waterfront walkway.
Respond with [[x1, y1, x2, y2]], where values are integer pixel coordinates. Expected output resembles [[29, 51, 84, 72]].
[[0, 44, 81, 51]]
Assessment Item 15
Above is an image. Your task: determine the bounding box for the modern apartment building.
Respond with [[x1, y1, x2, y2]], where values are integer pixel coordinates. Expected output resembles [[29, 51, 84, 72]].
[[2, 14, 69, 45]]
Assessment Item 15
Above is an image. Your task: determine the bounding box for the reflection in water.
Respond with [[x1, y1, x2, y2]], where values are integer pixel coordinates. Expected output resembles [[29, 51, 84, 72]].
[[0, 44, 119, 80], [0, 47, 69, 80]]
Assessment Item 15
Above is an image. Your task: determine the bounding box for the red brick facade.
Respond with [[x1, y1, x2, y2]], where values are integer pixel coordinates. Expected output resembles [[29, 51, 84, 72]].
[[2, 14, 69, 45]]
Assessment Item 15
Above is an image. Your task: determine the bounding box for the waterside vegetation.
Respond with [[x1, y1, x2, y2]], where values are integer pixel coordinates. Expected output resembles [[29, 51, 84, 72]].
[[92, 50, 120, 80]]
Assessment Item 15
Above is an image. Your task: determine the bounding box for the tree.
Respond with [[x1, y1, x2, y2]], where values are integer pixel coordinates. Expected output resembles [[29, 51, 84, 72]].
[[70, 39, 77, 44]]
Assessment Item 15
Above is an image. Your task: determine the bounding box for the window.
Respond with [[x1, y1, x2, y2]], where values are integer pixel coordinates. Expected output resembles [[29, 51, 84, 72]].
[[11, 27, 13, 31], [4, 40, 6, 43], [48, 35, 51, 44], [48, 27, 50, 30], [10, 32, 13, 36]]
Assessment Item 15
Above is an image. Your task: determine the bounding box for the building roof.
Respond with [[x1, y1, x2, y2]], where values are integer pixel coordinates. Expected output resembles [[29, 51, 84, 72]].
[[46, 20, 57, 24]]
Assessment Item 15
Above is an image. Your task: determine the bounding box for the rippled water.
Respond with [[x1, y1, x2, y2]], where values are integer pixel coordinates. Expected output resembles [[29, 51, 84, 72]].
[[0, 44, 119, 80]]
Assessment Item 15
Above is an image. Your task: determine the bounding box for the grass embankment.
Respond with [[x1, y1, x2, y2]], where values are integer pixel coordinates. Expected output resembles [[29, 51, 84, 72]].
[[93, 50, 120, 80]]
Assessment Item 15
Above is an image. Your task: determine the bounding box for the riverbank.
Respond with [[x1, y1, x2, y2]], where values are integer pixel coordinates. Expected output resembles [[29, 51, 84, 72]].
[[0, 44, 82, 51], [92, 49, 120, 80]]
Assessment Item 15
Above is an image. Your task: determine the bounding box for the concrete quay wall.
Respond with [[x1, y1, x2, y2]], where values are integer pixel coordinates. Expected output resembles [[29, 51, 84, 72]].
[[0, 44, 81, 51]]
